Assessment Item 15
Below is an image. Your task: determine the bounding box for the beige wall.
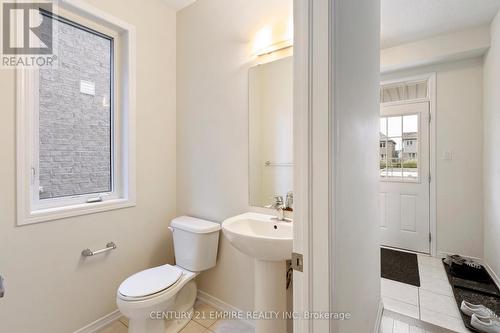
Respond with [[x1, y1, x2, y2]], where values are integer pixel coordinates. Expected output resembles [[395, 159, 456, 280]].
[[0, 1, 177, 332], [177, 0, 293, 311], [382, 57, 484, 258], [483, 10, 500, 279]]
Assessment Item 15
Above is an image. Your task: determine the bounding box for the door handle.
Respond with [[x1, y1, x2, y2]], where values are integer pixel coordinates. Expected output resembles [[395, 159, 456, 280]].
[[0, 275, 4, 298]]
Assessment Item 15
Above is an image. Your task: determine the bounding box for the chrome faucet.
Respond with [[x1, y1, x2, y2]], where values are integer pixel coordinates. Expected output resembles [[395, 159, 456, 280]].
[[266, 195, 292, 222]]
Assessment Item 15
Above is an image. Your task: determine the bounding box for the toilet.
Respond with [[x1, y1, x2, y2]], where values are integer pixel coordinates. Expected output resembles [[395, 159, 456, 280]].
[[116, 216, 221, 333]]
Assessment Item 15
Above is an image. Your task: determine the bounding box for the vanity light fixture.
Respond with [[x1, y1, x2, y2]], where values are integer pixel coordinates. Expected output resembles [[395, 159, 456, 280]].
[[252, 17, 293, 56]]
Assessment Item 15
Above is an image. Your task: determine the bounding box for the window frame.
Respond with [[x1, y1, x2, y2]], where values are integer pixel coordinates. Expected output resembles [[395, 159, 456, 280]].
[[17, 1, 136, 226]]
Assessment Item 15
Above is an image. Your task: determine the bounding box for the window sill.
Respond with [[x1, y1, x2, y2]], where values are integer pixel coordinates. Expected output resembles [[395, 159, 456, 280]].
[[18, 198, 136, 226]]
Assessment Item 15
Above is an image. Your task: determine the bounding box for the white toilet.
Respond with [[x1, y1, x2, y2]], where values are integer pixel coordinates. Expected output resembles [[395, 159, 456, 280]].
[[116, 216, 221, 333]]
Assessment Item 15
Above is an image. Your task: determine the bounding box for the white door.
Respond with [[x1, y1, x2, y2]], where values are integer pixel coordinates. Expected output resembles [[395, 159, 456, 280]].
[[380, 102, 430, 253]]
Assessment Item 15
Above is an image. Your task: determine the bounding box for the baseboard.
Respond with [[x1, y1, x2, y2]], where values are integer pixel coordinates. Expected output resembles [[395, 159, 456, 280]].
[[197, 290, 255, 328], [373, 300, 384, 333], [73, 309, 122, 333]]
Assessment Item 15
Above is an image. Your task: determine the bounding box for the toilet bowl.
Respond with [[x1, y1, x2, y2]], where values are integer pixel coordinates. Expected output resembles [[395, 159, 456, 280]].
[[116, 216, 220, 333]]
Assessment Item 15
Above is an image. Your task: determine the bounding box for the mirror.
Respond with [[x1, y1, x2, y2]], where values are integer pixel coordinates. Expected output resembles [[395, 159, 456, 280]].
[[249, 56, 293, 207]]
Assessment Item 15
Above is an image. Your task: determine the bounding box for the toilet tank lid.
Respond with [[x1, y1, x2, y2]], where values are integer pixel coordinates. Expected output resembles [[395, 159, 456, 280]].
[[171, 216, 221, 234]]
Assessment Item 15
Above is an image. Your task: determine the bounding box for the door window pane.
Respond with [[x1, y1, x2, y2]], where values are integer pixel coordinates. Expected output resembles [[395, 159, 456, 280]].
[[380, 117, 388, 177], [380, 114, 420, 182], [38, 14, 113, 199], [387, 116, 402, 137]]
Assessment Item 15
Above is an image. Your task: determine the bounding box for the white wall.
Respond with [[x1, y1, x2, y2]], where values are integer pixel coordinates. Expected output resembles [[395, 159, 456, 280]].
[[0, 1, 177, 332], [381, 26, 490, 73], [177, 0, 293, 312], [382, 57, 484, 259], [483, 10, 500, 280]]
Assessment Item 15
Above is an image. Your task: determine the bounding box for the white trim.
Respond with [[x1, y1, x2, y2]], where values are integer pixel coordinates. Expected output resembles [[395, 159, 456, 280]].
[[374, 301, 384, 333], [16, 0, 136, 226], [292, 0, 311, 332], [293, 0, 332, 332], [73, 309, 122, 333], [196, 290, 255, 328], [380, 72, 437, 256]]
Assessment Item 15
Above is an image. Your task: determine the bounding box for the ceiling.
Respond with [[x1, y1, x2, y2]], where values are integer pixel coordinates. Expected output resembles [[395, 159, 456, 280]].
[[381, 0, 500, 48], [162, 0, 197, 11]]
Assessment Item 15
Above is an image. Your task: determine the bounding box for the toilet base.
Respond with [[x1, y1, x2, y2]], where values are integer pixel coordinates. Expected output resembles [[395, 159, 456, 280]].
[[120, 279, 198, 333]]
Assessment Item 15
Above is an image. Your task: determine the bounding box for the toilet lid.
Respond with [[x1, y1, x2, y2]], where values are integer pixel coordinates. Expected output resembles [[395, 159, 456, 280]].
[[118, 265, 182, 298]]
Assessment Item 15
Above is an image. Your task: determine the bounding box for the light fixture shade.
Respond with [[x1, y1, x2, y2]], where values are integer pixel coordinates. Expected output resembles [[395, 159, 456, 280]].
[[252, 17, 293, 56]]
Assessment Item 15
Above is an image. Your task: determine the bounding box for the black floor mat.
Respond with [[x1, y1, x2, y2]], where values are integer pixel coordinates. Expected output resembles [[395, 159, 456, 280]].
[[381, 248, 420, 287], [443, 260, 500, 332]]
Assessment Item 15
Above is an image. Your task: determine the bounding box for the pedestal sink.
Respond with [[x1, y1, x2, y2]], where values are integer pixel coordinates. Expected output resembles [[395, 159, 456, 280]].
[[222, 212, 293, 333]]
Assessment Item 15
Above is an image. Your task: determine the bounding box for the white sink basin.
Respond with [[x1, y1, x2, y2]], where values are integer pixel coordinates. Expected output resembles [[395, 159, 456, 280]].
[[222, 212, 293, 261]]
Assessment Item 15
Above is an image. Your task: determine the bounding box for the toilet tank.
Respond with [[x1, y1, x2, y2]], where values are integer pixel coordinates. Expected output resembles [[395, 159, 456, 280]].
[[170, 216, 221, 272]]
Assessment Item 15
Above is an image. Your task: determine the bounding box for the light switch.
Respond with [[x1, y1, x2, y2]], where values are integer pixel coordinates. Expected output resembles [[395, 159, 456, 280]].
[[80, 80, 95, 96]]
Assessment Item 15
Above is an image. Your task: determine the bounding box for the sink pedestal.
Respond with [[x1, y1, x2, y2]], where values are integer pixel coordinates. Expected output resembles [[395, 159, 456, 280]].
[[254, 259, 287, 333]]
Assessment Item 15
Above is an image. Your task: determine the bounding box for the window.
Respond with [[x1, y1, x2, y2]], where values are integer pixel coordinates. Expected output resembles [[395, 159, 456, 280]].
[[380, 80, 428, 103], [380, 114, 419, 181], [17, 3, 136, 225], [38, 13, 113, 202]]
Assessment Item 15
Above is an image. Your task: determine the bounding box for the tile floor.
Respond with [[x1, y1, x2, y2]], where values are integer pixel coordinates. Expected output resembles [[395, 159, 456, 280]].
[[381, 254, 472, 333], [380, 314, 455, 333], [97, 300, 254, 333]]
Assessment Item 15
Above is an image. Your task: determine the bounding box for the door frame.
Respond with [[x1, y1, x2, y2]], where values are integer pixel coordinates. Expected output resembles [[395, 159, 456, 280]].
[[380, 73, 437, 256], [293, 0, 331, 332], [293, 0, 381, 332]]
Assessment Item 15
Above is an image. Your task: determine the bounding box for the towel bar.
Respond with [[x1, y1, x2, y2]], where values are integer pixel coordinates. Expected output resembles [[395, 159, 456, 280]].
[[81, 242, 117, 257]]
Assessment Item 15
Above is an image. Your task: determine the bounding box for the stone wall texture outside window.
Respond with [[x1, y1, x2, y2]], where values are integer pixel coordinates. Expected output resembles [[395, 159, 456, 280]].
[[39, 16, 112, 199]]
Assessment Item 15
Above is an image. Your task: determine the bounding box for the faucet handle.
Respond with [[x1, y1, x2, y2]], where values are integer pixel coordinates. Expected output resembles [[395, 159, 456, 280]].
[[265, 195, 284, 209], [273, 195, 284, 204], [285, 192, 294, 210]]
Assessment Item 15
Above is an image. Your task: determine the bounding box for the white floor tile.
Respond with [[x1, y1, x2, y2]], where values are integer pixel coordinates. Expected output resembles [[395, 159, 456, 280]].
[[419, 274, 454, 297], [418, 264, 448, 282], [393, 320, 410, 333], [420, 308, 471, 333], [419, 289, 461, 319], [209, 319, 255, 333], [417, 255, 444, 268], [409, 325, 425, 333], [380, 315, 395, 333], [382, 278, 419, 305], [383, 297, 420, 319], [180, 320, 210, 333], [193, 301, 219, 328]]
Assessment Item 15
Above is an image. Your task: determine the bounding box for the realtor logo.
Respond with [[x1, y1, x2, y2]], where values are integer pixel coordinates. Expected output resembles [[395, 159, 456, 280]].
[[2, 1, 52, 54]]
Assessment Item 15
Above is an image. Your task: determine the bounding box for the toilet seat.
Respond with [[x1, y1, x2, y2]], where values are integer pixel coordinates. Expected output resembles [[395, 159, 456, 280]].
[[118, 264, 182, 300]]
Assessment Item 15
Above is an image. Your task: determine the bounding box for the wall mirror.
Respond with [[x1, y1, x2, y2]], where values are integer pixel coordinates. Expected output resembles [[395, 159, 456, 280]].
[[248, 56, 293, 208]]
